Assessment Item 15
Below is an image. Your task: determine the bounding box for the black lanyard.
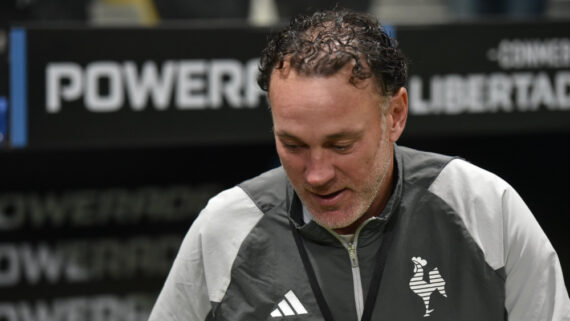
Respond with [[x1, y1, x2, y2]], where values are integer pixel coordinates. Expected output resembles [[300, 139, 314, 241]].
[[289, 214, 396, 321]]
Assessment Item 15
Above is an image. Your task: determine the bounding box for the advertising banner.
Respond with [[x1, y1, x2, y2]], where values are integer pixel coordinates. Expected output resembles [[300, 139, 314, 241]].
[[0, 183, 222, 321], [0, 144, 278, 321], [9, 26, 272, 150], [4, 21, 570, 149], [398, 22, 570, 137]]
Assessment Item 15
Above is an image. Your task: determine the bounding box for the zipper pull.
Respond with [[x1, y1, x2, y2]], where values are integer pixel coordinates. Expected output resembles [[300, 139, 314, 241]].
[[348, 243, 359, 268]]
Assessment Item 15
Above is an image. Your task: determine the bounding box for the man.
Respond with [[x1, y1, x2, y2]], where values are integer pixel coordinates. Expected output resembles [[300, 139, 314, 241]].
[[149, 9, 570, 321]]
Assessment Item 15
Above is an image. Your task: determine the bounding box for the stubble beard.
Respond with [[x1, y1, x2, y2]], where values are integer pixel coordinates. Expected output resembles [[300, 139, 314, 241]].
[[309, 124, 392, 230], [312, 149, 391, 230]]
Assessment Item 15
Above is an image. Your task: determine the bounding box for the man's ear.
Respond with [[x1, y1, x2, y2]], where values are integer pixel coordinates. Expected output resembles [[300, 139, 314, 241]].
[[387, 87, 408, 142]]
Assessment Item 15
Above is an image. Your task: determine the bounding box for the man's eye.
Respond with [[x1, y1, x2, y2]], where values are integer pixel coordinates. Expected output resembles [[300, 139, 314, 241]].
[[332, 143, 353, 152], [333, 145, 349, 151], [283, 143, 299, 150]]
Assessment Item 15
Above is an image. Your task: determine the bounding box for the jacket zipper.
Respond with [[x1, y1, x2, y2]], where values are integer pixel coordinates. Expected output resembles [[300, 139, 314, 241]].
[[347, 240, 364, 321], [325, 217, 378, 321]]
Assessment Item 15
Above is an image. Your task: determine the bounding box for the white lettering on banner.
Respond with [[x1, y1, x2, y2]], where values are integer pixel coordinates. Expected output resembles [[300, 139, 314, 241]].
[[0, 236, 180, 286], [0, 185, 218, 230], [409, 71, 570, 115], [513, 73, 532, 110], [487, 38, 570, 69], [0, 194, 26, 230], [176, 60, 207, 109], [0, 294, 153, 321], [85, 62, 124, 112], [45, 59, 264, 113], [487, 73, 513, 112], [557, 72, 570, 107], [208, 60, 244, 108], [46, 63, 83, 113], [20, 244, 67, 285], [245, 59, 262, 107], [0, 245, 18, 286], [123, 61, 177, 111]]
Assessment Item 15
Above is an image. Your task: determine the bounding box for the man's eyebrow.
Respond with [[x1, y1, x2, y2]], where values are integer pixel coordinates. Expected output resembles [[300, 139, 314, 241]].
[[274, 130, 363, 141], [325, 130, 363, 141], [275, 131, 300, 140]]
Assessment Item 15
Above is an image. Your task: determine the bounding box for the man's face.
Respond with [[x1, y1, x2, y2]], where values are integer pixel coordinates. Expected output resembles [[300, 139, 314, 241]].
[[269, 64, 397, 233]]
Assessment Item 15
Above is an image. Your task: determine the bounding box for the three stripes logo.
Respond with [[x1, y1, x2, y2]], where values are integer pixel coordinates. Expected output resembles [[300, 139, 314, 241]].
[[270, 290, 308, 318]]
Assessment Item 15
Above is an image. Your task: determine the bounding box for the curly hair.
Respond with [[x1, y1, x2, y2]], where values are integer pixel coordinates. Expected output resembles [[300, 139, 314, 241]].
[[257, 9, 408, 97]]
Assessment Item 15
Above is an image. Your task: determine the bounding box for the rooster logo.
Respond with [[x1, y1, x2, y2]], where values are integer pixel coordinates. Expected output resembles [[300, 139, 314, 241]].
[[409, 257, 447, 317]]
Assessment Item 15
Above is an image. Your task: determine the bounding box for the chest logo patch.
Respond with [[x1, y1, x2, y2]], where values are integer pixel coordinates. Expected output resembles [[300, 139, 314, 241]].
[[270, 290, 308, 318], [409, 257, 447, 317]]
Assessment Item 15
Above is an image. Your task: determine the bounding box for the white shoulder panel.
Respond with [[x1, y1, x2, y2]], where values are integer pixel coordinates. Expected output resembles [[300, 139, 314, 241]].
[[429, 159, 570, 320], [429, 159, 507, 270], [149, 186, 264, 320], [197, 186, 265, 302]]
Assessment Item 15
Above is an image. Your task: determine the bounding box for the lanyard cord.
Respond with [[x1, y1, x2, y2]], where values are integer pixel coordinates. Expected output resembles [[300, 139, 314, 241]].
[[360, 219, 395, 321], [290, 219, 336, 321], [290, 216, 396, 321]]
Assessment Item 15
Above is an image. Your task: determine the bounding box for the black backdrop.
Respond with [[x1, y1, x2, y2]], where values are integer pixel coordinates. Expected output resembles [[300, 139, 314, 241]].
[[1, 133, 569, 317]]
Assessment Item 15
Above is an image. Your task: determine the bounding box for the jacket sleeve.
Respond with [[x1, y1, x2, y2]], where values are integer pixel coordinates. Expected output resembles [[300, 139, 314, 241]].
[[502, 186, 570, 321], [148, 186, 265, 321], [148, 205, 213, 321]]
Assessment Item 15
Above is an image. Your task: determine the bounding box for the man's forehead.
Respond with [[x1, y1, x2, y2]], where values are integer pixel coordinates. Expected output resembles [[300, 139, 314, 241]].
[[268, 63, 381, 99]]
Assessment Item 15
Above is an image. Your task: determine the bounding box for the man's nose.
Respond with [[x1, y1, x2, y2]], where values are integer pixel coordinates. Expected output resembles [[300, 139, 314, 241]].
[[305, 150, 335, 188]]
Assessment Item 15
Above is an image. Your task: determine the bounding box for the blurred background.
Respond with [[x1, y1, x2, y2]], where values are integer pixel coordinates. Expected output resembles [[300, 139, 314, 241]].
[[1, 0, 570, 25], [1, 1, 569, 320]]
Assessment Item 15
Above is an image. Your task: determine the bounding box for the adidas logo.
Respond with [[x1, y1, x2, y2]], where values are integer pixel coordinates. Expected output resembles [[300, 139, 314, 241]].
[[270, 290, 308, 318]]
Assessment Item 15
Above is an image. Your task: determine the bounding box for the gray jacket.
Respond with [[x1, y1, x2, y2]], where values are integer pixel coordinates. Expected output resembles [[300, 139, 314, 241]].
[[149, 145, 570, 320]]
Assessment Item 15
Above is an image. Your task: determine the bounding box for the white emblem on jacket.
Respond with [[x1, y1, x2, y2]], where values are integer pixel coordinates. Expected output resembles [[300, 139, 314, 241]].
[[270, 290, 308, 318], [409, 256, 447, 317]]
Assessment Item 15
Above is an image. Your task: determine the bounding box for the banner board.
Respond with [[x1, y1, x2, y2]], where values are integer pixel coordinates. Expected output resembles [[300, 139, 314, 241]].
[[0, 182, 223, 321], [0, 144, 279, 321], [8, 26, 272, 149], [399, 22, 570, 138], [4, 21, 570, 149]]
